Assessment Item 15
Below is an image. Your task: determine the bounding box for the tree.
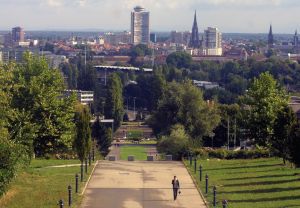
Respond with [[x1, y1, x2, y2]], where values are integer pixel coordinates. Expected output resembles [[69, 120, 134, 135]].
[[157, 124, 189, 160], [242, 72, 289, 146], [136, 73, 166, 112], [166, 52, 192, 69], [11, 54, 76, 156], [149, 81, 220, 146], [92, 118, 112, 156], [104, 73, 124, 129], [272, 106, 298, 164], [74, 105, 92, 162], [60, 63, 78, 89], [290, 126, 300, 168]]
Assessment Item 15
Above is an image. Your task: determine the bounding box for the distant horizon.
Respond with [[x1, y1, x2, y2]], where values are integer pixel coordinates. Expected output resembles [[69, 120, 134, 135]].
[[0, 28, 297, 36], [0, 0, 299, 34]]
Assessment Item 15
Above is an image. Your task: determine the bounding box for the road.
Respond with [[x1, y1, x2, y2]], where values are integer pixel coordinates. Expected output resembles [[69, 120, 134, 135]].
[[81, 161, 206, 208]]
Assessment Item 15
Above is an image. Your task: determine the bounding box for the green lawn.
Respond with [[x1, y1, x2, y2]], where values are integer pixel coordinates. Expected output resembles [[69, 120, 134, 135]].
[[184, 158, 300, 208], [120, 145, 148, 160], [0, 159, 96, 208], [127, 130, 143, 139]]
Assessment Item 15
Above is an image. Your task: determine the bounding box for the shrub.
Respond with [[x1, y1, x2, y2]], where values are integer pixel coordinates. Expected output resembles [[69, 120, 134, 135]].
[[193, 148, 209, 159], [157, 124, 189, 160], [192, 148, 270, 160], [0, 139, 26, 197], [208, 149, 228, 159]]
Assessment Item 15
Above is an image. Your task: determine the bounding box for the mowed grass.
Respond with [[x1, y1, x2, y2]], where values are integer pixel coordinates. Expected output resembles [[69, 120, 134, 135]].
[[127, 130, 143, 139], [184, 158, 300, 208], [0, 159, 95, 208], [120, 145, 147, 160]]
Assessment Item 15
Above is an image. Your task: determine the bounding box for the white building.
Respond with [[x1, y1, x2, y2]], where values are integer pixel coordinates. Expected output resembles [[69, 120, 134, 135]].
[[203, 27, 222, 56], [131, 6, 150, 45], [64, 90, 94, 106], [193, 80, 219, 90]]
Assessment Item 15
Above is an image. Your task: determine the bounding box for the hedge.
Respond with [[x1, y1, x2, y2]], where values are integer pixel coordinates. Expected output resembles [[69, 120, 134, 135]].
[[192, 148, 270, 160]]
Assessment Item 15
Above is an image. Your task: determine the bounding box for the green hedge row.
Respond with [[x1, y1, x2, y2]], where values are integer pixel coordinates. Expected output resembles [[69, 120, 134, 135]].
[[192, 148, 270, 160]]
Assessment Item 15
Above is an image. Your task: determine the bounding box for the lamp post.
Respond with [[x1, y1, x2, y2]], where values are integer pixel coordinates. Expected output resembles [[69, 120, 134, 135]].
[[133, 97, 136, 120]]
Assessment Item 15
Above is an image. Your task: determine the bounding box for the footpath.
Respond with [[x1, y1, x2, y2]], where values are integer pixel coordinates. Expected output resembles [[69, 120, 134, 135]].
[[81, 160, 206, 208]]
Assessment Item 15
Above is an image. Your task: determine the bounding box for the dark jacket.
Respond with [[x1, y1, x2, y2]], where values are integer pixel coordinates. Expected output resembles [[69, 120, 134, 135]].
[[172, 179, 180, 189]]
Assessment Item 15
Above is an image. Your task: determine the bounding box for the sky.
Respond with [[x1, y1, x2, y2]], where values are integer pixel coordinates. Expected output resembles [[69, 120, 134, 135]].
[[0, 0, 299, 33]]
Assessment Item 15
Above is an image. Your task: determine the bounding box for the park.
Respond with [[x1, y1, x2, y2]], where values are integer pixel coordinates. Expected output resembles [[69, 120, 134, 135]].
[[1, 51, 300, 208]]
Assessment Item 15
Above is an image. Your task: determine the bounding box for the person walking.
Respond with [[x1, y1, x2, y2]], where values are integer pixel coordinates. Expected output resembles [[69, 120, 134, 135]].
[[172, 176, 180, 200]]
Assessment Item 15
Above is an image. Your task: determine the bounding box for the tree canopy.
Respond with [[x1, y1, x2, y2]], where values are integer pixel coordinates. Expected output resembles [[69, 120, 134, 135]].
[[242, 72, 289, 146]]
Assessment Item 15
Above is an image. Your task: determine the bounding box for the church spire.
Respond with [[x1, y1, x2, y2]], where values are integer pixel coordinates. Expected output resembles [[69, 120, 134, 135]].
[[294, 29, 299, 47], [268, 24, 274, 48], [193, 11, 197, 27], [189, 10, 200, 48]]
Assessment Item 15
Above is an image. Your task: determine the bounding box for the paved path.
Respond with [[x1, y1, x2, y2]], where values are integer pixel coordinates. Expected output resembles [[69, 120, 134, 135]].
[[81, 161, 206, 208], [107, 145, 120, 160]]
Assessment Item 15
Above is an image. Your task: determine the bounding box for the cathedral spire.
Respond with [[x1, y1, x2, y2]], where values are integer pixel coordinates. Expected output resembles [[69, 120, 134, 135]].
[[268, 24, 274, 48], [193, 11, 197, 27], [189, 10, 200, 48]]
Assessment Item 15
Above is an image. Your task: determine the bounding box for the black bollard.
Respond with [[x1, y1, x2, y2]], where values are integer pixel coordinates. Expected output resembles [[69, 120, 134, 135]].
[[80, 163, 84, 182], [85, 159, 88, 173], [75, 174, 79, 193], [222, 199, 228, 208], [189, 154, 192, 166], [58, 199, 64, 208], [199, 165, 202, 181], [194, 158, 197, 173], [68, 185, 72, 207], [89, 153, 92, 166], [205, 174, 209, 194], [92, 146, 95, 161], [213, 186, 217, 207]]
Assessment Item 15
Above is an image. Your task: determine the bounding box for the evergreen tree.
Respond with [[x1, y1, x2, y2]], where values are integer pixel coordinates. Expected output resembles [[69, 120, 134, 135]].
[[104, 73, 124, 129], [74, 104, 92, 162]]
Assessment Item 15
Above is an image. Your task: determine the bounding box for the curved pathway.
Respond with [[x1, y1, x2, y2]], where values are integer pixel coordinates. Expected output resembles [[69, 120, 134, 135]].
[[81, 161, 206, 208]]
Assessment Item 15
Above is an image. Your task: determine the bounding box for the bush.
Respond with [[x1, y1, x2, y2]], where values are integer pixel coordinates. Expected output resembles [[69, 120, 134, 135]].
[[208, 149, 228, 159], [192, 148, 270, 160], [157, 124, 189, 160], [193, 148, 209, 159], [0, 139, 26, 197]]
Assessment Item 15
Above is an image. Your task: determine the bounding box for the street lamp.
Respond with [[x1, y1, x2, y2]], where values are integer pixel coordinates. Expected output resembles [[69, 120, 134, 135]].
[[133, 97, 136, 120]]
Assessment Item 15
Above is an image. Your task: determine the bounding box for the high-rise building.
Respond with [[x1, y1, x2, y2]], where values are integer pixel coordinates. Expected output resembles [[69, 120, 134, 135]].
[[203, 27, 222, 56], [189, 11, 201, 48], [268, 25, 274, 48], [150, 33, 157, 43], [131, 6, 150, 45], [294, 30, 298, 47], [12, 27, 25, 43]]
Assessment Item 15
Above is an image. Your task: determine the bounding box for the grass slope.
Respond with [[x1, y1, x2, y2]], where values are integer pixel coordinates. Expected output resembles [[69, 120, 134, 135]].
[[185, 158, 300, 208], [120, 145, 147, 160], [0, 159, 95, 208]]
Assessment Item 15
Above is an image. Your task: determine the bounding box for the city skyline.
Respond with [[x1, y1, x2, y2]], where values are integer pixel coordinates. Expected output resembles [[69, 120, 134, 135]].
[[0, 0, 299, 33]]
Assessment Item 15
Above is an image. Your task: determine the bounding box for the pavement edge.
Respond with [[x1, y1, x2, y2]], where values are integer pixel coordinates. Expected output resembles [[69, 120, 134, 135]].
[[182, 160, 209, 208]]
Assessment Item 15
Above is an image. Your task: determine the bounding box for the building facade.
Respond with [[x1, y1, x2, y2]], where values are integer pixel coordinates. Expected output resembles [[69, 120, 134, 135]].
[[131, 6, 150, 45], [12, 27, 25, 43], [203, 27, 222, 56], [294, 30, 299, 47]]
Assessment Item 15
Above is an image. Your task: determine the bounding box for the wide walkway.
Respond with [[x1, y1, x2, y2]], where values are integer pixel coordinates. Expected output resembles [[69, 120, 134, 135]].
[[81, 161, 206, 208]]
